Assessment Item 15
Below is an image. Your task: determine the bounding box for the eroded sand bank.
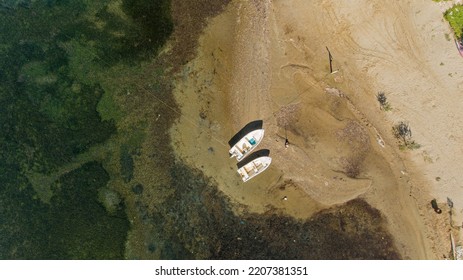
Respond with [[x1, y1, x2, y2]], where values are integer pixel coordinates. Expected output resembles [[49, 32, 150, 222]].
[[171, 0, 463, 259]]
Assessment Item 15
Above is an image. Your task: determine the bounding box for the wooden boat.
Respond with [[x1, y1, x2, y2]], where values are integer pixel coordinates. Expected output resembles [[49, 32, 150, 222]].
[[228, 120, 264, 161], [236, 149, 272, 182]]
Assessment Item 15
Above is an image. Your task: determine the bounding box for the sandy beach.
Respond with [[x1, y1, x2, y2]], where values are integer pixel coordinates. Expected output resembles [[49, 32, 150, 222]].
[[171, 0, 463, 259]]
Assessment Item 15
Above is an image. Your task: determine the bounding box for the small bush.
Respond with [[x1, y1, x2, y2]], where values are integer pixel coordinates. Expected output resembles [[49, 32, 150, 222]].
[[376, 92, 392, 111], [444, 5, 463, 39], [393, 121, 420, 150]]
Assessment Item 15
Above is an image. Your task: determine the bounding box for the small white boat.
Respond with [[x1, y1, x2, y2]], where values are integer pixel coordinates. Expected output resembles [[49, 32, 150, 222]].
[[228, 120, 264, 161], [237, 149, 272, 182]]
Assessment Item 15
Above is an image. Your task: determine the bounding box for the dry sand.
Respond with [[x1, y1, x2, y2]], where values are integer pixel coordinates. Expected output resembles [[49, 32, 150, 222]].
[[171, 0, 463, 259]]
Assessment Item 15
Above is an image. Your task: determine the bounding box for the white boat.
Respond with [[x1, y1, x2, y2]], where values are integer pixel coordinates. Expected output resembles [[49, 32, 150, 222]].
[[228, 120, 264, 161], [237, 149, 272, 182]]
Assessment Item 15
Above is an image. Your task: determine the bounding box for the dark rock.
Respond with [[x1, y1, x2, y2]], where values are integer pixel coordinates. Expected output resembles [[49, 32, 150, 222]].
[[132, 184, 144, 195], [148, 243, 156, 253]]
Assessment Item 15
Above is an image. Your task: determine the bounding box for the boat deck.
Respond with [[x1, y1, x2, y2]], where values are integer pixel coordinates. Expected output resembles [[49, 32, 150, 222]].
[[237, 149, 271, 182]]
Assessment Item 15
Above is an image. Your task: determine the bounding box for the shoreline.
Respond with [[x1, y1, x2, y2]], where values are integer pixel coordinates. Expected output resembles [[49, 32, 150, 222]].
[[171, 0, 463, 259]]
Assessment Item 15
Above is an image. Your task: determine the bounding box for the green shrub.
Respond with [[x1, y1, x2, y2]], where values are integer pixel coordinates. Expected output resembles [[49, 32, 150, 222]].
[[444, 5, 463, 39]]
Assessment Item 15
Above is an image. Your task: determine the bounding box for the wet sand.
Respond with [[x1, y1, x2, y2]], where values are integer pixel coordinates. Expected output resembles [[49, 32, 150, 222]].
[[171, 0, 462, 259]]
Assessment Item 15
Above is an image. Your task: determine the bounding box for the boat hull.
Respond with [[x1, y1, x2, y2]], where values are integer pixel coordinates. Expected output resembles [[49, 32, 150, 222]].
[[236, 149, 272, 182], [228, 120, 264, 161]]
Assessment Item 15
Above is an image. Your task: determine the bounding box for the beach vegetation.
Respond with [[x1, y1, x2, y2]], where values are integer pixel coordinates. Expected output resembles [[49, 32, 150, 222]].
[[444, 4, 463, 39], [393, 122, 420, 150], [393, 122, 412, 144], [376, 91, 392, 111]]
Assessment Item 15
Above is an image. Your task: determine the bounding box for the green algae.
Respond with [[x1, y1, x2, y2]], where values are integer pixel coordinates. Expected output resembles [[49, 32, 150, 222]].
[[0, 0, 173, 259], [0, 161, 129, 259], [48, 162, 129, 259], [97, 90, 123, 122]]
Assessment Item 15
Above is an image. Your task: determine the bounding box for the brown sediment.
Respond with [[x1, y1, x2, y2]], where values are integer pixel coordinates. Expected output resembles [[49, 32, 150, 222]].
[[171, 0, 463, 260], [132, 160, 400, 259], [214, 198, 400, 260], [107, 0, 233, 259], [168, 0, 232, 70]]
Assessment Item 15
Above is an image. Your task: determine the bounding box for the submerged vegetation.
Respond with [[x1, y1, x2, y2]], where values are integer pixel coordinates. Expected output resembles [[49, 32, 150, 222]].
[[0, 161, 129, 259], [141, 163, 400, 259], [0, 0, 173, 259]]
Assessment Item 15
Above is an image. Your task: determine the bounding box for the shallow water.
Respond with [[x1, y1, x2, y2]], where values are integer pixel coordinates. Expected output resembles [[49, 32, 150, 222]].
[[0, 0, 400, 260], [141, 162, 400, 259]]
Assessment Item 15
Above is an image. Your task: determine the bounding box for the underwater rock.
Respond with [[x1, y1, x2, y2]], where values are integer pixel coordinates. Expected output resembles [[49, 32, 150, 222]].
[[132, 183, 144, 195], [98, 187, 122, 214]]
